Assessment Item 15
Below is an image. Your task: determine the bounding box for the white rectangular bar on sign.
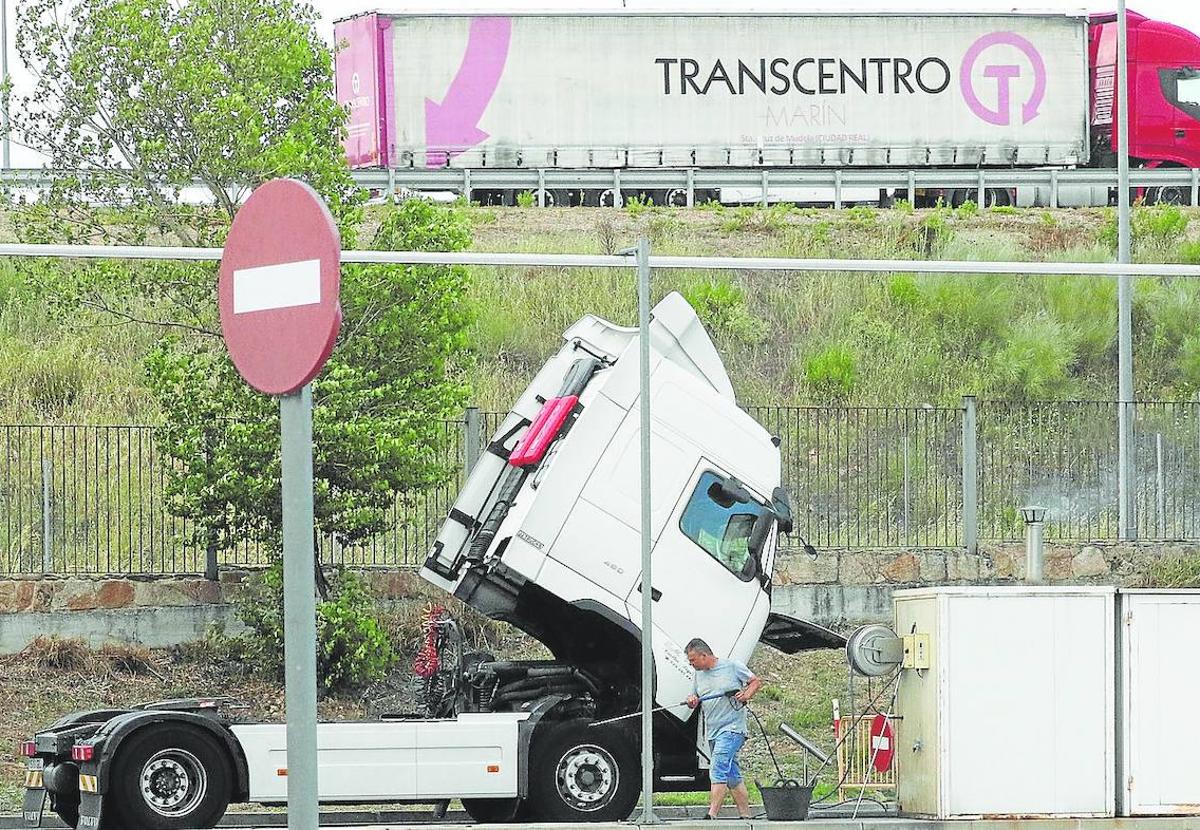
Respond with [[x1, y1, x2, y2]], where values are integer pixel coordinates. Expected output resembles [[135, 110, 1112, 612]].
[[233, 259, 321, 314]]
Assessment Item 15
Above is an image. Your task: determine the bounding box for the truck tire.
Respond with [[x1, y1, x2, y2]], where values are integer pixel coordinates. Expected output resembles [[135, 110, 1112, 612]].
[[107, 724, 233, 830], [461, 797, 524, 822], [526, 719, 639, 822]]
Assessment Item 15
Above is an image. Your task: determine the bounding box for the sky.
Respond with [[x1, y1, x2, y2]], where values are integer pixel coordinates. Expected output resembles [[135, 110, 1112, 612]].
[[3, 0, 1199, 167]]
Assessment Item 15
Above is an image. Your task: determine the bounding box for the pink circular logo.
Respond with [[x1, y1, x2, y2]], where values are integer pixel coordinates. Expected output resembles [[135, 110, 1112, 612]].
[[960, 32, 1047, 126]]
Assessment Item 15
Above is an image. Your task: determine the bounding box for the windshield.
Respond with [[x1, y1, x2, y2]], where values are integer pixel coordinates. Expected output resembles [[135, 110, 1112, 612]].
[[679, 471, 767, 581]]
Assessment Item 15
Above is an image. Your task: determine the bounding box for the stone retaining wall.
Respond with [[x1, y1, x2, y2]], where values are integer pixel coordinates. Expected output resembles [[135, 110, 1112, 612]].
[[0, 542, 1193, 652]]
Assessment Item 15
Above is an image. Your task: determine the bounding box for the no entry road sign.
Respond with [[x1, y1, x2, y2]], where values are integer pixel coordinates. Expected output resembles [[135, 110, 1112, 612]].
[[218, 178, 342, 395], [869, 713, 895, 773]]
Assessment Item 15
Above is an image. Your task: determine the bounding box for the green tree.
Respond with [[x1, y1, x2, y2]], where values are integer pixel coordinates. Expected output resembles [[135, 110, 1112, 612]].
[[7, 0, 475, 689]]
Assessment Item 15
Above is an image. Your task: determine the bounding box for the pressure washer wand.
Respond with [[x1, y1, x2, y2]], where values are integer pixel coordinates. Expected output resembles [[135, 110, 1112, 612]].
[[589, 691, 739, 727]]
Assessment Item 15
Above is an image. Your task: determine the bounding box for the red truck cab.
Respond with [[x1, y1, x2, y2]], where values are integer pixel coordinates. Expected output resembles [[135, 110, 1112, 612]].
[[1090, 10, 1200, 201]]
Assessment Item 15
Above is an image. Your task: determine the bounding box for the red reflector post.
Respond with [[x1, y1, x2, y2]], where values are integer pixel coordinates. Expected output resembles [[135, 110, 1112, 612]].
[[509, 395, 578, 468], [20, 740, 36, 757], [71, 744, 94, 762]]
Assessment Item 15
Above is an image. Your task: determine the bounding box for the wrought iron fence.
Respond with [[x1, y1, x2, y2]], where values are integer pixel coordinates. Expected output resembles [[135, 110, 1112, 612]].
[[748, 405, 962, 549], [2, 400, 1199, 575]]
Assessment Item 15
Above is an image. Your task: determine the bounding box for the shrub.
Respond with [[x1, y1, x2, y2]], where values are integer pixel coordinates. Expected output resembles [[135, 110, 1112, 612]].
[[992, 313, 1077, 399], [891, 198, 914, 214], [236, 563, 396, 693], [887, 273, 921, 308], [1176, 239, 1200, 264], [720, 206, 758, 233], [515, 190, 535, 208], [991, 205, 1019, 215], [625, 193, 653, 218], [953, 200, 978, 219], [20, 636, 91, 672], [680, 275, 766, 344], [804, 344, 857, 398], [845, 206, 877, 227], [917, 206, 954, 255], [1099, 204, 1190, 255]]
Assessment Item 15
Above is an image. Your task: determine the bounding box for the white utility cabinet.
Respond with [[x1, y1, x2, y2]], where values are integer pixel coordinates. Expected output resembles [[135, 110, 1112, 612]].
[[1121, 589, 1200, 816], [893, 586, 1115, 819]]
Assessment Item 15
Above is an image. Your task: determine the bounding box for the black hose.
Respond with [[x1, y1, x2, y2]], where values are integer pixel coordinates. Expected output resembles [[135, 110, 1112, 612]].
[[746, 706, 788, 783]]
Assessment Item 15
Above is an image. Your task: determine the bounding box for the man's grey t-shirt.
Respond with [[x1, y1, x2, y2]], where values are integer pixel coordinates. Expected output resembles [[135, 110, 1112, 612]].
[[693, 658, 755, 741]]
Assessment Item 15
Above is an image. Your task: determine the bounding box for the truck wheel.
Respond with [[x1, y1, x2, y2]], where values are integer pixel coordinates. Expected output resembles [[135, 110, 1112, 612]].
[[526, 719, 639, 822], [461, 797, 523, 822], [108, 725, 232, 830]]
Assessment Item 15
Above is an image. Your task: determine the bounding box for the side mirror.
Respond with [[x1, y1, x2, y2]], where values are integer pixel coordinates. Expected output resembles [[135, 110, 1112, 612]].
[[748, 513, 773, 561], [709, 477, 751, 509], [771, 487, 794, 534]]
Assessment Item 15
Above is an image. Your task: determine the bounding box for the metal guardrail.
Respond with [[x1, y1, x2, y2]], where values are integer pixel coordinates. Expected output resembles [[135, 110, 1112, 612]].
[[2, 166, 1199, 208], [3, 401, 1199, 576], [352, 165, 1200, 209]]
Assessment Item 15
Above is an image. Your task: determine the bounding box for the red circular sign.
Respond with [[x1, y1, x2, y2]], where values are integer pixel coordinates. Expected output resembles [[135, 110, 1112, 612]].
[[218, 179, 341, 395], [869, 714, 895, 772]]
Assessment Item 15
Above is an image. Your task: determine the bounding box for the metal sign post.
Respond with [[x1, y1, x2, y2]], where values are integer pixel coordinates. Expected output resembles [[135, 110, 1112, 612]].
[[1116, 0, 1135, 541], [218, 178, 343, 830], [280, 385, 319, 830], [636, 236, 659, 824]]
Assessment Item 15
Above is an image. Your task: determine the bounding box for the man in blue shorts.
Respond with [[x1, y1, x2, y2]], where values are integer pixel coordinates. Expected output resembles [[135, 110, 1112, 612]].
[[685, 637, 761, 820]]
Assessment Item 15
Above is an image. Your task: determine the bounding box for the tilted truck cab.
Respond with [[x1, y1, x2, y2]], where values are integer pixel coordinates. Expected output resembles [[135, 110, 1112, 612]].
[[421, 292, 841, 779], [21, 295, 842, 828]]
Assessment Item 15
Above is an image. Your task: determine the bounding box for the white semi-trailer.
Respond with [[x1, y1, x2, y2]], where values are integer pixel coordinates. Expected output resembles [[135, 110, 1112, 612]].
[[20, 294, 842, 829], [334, 8, 1200, 207]]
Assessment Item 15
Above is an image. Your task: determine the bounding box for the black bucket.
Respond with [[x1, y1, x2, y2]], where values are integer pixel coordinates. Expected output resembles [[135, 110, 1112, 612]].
[[757, 779, 813, 821]]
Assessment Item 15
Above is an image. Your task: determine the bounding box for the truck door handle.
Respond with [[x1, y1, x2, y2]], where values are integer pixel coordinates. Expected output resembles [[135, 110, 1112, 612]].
[[637, 582, 662, 602], [1177, 129, 1187, 139]]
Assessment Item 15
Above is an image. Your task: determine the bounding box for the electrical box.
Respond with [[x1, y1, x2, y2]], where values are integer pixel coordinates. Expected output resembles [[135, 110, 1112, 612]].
[[893, 586, 1115, 820], [1120, 589, 1200, 816]]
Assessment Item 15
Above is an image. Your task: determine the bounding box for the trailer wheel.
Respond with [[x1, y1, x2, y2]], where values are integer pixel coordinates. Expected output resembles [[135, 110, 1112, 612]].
[[461, 797, 524, 822], [108, 725, 233, 830], [526, 719, 639, 822]]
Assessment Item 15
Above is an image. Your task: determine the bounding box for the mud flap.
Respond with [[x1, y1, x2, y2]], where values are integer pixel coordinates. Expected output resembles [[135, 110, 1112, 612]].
[[77, 792, 103, 830], [21, 786, 44, 827]]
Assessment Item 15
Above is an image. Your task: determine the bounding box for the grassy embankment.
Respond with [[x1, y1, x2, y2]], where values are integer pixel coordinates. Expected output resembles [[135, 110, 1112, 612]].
[[1, 203, 1197, 425]]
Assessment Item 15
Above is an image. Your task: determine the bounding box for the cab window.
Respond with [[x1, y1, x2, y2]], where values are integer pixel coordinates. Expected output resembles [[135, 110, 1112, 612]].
[[679, 471, 765, 581], [1160, 67, 1200, 123]]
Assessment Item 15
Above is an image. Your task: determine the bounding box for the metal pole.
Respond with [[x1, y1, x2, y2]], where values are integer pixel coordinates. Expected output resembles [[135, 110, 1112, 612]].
[[0, 0, 8, 169], [41, 457, 51, 572], [281, 385, 319, 830], [1117, 0, 1135, 541], [903, 433, 911, 545], [636, 236, 659, 825], [1023, 508, 1045, 583], [1156, 432, 1165, 536], [961, 397, 978, 556]]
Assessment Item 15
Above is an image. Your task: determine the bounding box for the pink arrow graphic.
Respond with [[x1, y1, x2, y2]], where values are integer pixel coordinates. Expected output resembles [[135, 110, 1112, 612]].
[[425, 17, 512, 167]]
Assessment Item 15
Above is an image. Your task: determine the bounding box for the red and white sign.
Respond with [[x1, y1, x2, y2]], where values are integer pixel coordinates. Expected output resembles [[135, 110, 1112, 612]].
[[869, 714, 895, 772], [218, 179, 342, 396]]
